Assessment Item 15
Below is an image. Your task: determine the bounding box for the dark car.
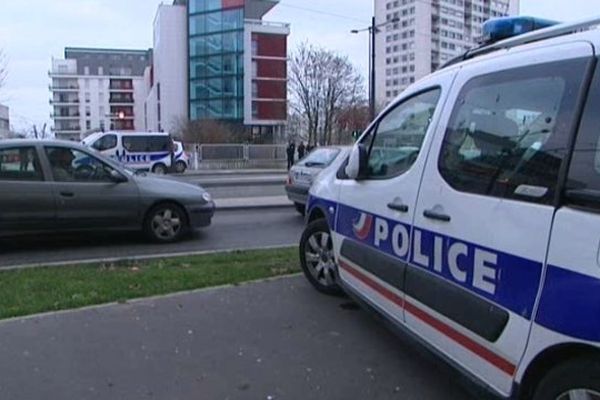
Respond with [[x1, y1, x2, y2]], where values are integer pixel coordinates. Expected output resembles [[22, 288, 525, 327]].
[[0, 139, 215, 242]]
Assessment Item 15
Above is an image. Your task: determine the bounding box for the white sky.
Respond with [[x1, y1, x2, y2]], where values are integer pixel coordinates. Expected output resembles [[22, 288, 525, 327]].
[[0, 0, 598, 131]]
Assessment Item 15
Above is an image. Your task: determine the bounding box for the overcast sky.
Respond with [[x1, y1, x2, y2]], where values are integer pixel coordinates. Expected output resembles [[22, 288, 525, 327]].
[[0, 0, 598, 131]]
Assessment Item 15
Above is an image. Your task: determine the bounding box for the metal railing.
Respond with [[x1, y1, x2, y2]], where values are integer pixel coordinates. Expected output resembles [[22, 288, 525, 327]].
[[185, 143, 287, 170]]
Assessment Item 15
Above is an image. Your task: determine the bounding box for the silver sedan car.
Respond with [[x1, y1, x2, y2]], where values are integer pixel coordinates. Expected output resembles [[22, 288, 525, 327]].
[[285, 146, 349, 215], [0, 139, 215, 242]]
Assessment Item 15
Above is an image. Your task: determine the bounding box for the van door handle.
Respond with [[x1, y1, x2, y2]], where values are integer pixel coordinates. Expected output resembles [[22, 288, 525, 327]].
[[387, 201, 409, 213], [423, 209, 451, 222], [59, 191, 75, 198]]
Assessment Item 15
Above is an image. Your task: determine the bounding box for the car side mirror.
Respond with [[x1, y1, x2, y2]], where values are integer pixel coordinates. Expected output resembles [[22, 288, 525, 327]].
[[109, 169, 128, 183], [345, 144, 368, 180]]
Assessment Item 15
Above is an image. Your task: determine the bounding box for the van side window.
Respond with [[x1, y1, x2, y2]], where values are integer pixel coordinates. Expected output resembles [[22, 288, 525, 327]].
[[92, 134, 117, 151], [122, 136, 169, 153], [365, 88, 441, 179], [565, 61, 600, 210], [439, 59, 588, 204]]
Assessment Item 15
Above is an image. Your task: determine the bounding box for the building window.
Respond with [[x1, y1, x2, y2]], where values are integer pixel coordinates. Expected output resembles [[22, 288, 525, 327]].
[[86, 120, 91, 130], [252, 82, 258, 98], [84, 66, 90, 75], [85, 106, 91, 117], [98, 66, 104, 75], [85, 92, 91, 103]]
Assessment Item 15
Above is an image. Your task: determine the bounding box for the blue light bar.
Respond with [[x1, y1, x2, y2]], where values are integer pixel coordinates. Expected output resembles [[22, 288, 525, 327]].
[[481, 16, 560, 44]]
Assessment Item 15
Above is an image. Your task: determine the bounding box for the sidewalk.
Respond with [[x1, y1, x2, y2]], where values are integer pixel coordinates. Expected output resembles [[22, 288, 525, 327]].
[[181, 168, 287, 177], [216, 195, 293, 210]]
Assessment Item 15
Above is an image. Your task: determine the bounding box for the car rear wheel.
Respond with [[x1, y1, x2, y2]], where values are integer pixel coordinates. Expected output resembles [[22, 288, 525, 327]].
[[532, 356, 600, 400], [299, 219, 343, 296], [294, 202, 305, 216], [152, 163, 167, 175], [144, 203, 188, 243]]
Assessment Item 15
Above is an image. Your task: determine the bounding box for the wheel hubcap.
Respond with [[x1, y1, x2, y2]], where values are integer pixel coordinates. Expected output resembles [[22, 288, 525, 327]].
[[304, 231, 337, 287], [557, 390, 600, 400], [151, 209, 182, 239]]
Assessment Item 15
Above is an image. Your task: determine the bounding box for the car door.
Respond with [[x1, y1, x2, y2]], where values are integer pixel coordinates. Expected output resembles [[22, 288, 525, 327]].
[[0, 145, 56, 234], [409, 42, 594, 396], [335, 76, 453, 324], [44, 145, 140, 230], [523, 58, 600, 364]]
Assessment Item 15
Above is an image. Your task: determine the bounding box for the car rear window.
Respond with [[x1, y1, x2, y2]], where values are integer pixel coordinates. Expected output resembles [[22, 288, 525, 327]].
[[298, 148, 340, 167]]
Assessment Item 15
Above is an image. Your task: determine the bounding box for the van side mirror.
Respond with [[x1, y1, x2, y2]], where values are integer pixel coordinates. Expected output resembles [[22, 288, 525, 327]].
[[345, 144, 368, 180]]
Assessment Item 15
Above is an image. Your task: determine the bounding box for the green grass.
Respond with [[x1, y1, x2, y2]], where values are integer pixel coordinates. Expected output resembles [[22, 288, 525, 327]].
[[0, 247, 299, 320]]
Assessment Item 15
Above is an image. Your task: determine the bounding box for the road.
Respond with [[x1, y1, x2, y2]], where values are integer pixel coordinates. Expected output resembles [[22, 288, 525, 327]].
[[0, 208, 304, 268], [0, 276, 476, 400]]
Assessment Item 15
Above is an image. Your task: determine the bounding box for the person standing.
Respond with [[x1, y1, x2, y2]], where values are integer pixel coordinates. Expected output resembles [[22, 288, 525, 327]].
[[286, 142, 296, 170], [297, 142, 306, 160]]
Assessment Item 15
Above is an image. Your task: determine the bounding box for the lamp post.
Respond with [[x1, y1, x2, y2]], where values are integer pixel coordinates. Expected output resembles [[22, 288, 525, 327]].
[[352, 17, 400, 121]]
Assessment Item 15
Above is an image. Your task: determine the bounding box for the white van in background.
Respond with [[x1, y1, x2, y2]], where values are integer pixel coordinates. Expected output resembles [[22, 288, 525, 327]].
[[82, 131, 186, 174]]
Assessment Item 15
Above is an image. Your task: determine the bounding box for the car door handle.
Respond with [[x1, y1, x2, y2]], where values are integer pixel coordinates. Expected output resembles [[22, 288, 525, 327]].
[[59, 191, 75, 198], [387, 201, 409, 213], [423, 209, 451, 222]]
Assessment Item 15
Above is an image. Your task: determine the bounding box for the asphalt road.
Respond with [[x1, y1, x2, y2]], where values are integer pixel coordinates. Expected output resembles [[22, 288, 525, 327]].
[[0, 276, 476, 400], [208, 184, 286, 199], [0, 208, 304, 268]]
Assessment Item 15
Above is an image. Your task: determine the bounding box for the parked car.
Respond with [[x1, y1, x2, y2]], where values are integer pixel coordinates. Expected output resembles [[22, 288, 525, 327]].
[[82, 131, 179, 174], [285, 146, 349, 215], [300, 17, 600, 400], [0, 139, 214, 242]]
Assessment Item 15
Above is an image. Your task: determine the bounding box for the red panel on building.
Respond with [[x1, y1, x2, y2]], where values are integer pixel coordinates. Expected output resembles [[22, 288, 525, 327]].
[[256, 101, 287, 120], [253, 33, 287, 57], [222, 0, 244, 9], [256, 59, 286, 79], [257, 80, 286, 99]]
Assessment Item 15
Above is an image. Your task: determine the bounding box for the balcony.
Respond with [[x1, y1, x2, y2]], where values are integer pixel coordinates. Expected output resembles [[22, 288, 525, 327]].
[[49, 84, 79, 92], [50, 98, 80, 105], [51, 113, 80, 119], [109, 80, 134, 91]]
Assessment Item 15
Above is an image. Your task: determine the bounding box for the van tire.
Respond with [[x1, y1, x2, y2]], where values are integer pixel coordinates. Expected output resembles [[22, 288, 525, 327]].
[[174, 161, 187, 173], [532, 356, 600, 400], [152, 163, 167, 175], [299, 218, 344, 296]]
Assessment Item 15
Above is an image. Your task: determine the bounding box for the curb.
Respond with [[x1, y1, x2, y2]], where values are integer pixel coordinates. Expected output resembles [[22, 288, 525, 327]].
[[1, 244, 297, 272]]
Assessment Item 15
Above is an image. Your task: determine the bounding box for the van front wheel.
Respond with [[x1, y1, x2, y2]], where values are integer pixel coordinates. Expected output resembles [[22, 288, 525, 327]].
[[532, 356, 600, 400], [152, 163, 167, 175], [174, 161, 187, 173]]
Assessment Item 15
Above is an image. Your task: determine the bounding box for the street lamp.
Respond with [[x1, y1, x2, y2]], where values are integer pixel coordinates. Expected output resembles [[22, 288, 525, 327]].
[[352, 17, 400, 121]]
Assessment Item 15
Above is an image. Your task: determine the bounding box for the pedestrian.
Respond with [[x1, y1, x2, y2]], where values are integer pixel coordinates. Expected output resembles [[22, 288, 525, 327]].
[[286, 142, 296, 170], [297, 142, 306, 160]]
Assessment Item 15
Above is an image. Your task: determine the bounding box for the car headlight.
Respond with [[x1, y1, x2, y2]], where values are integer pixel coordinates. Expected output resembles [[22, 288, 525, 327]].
[[201, 192, 212, 203]]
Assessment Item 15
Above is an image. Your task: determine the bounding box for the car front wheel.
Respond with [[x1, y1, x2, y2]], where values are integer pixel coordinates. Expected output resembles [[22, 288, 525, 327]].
[[299, 218, 343, 296], [144, 203, 188, 243]]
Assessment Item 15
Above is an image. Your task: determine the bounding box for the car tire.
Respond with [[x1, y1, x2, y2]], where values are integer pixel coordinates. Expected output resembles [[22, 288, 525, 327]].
[[294, 202, 306, 216], [532, 356, 600, 400], [299, 218, 344, 296], [152, 163, 167, 175], [174, 161, 187, 174], [143, 203, 188, 243]]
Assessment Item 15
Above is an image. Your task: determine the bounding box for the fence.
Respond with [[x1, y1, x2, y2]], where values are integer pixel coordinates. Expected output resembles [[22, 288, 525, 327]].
[[185, 143, 288, 170]]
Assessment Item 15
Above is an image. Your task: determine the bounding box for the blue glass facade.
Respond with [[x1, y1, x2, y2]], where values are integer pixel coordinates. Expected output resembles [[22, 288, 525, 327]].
[[189, 1, 245, 120]]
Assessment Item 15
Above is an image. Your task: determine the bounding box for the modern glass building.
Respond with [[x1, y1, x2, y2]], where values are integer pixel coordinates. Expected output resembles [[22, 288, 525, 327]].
[[187, 0, 290, 142], [189, 0, 246, 120]]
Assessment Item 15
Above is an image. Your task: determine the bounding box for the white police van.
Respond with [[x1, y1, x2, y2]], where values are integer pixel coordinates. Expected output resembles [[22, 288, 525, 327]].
[[301, 16, 600, 400], [82, 131, 183, 174]]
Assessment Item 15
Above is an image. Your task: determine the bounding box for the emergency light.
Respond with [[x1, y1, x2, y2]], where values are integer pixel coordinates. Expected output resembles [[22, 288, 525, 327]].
[[481, 16, 559, 45]]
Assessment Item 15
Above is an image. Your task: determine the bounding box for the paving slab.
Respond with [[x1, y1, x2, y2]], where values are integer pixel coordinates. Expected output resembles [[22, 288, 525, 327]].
[[0, 276, 474, 400]]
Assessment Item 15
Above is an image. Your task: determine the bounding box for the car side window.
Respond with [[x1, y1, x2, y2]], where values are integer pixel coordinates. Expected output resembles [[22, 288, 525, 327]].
[[0, 147, 43, 181], [565, 60, 600, 210], [45, 147, 116, 183], [365, 88, 441, 179], [92, 134, 117, 151], [439, 58, 588, 204]]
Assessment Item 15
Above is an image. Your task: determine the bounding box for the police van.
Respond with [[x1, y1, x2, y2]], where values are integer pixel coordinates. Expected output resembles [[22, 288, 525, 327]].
[[301, 16, 600, 400], [82, 131, 183, 174]]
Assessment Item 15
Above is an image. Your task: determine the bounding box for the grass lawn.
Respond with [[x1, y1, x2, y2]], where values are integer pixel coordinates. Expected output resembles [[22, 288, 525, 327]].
[[0, 247, 299, 320]]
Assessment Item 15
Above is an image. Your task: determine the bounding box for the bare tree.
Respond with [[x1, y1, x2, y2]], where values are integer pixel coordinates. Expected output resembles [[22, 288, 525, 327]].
[[172, 117, 237, 144], [31, 123, 51, 139], [289, 43, 365, 146], [0, 49, 7, 95]]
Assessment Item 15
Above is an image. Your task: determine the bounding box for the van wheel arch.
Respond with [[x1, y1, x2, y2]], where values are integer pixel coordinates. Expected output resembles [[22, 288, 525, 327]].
[[307, 207, 326, 224], [518, 343, 600, 400]]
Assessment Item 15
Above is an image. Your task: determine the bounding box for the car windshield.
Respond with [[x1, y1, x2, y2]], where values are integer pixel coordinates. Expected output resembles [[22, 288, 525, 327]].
[[298, 148, 341, 167]]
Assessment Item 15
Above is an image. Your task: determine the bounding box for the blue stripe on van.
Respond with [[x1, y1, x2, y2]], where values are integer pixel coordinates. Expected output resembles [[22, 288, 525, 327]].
[[535, 265, 600, 342]]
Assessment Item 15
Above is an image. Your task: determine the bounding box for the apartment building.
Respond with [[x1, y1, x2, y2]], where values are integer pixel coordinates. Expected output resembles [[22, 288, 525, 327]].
[[49, 48, 151, 140], [375, 0, 519, 106], [0, 104, 9, 138]]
